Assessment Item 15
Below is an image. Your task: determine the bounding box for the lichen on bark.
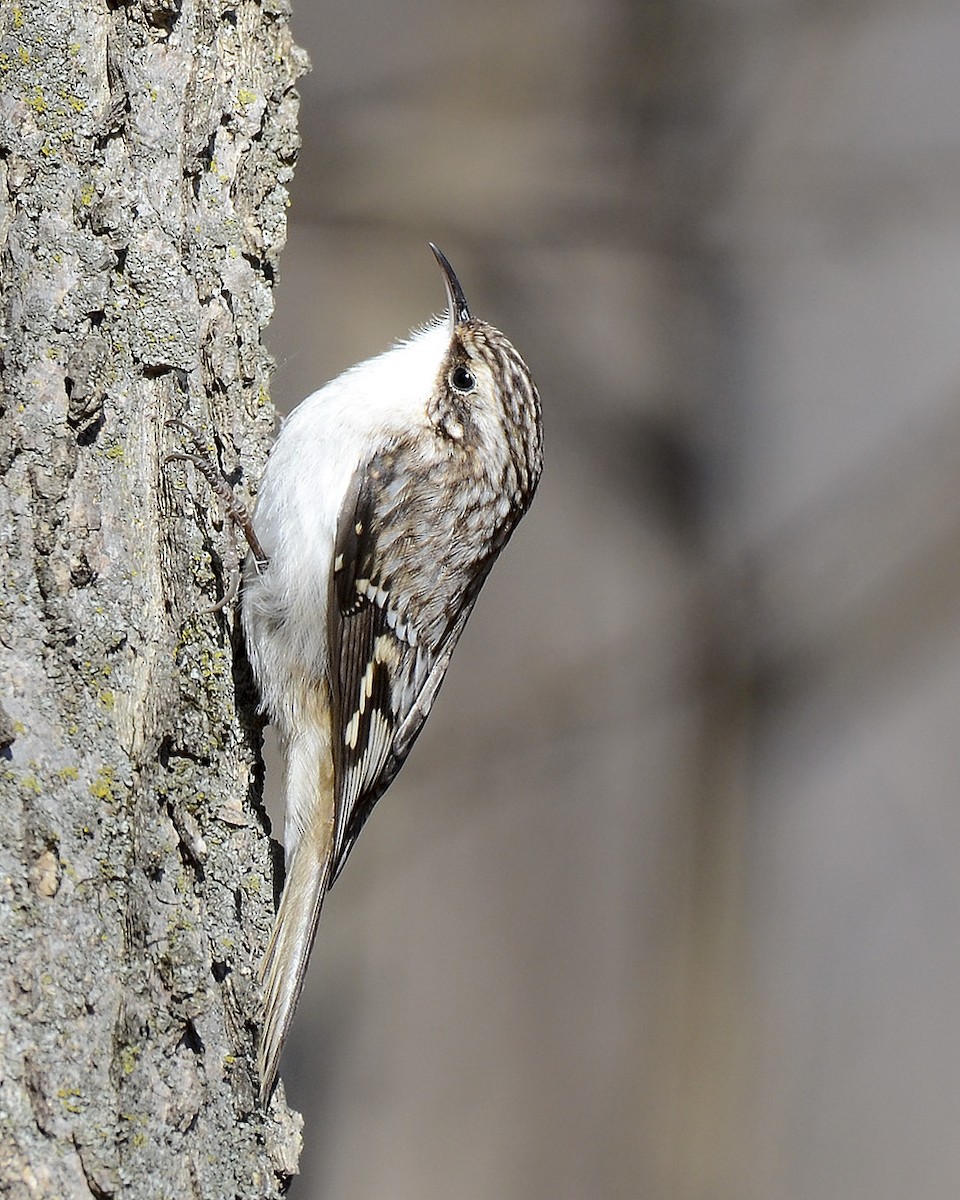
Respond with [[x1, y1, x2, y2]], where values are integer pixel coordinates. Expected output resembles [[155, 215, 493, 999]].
[[0, 1, 308, 1195]]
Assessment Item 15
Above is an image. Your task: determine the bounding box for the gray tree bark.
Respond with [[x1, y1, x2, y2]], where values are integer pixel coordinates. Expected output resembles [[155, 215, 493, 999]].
[[0, 1, 306, 1195]]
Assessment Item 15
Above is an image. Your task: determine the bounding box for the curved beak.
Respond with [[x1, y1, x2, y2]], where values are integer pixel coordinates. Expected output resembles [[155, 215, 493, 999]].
[[429, 243, 471, 325]]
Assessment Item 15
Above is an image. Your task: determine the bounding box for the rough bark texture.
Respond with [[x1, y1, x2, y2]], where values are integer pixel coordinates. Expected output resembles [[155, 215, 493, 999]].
[[0, 1, 307, 1195]]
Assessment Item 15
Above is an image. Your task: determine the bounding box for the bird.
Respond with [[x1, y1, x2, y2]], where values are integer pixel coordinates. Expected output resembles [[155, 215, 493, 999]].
[[240, 244, 543, 1102]]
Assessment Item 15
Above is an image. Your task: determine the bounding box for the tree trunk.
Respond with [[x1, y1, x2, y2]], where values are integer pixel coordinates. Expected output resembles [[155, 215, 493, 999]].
[[0, 1, 306, 1194]]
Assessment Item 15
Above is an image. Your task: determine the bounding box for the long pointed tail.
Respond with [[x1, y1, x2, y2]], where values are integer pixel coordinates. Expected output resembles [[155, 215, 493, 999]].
[[258, 710, 335, 1104], [257, 840, 330, 1102]]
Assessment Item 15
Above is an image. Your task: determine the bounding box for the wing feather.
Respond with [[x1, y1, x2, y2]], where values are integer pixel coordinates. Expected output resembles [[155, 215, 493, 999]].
[[326, 446, 494, 882]]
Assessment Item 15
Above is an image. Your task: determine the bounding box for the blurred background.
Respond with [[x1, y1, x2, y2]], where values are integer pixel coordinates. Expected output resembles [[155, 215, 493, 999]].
[[264, 2, 960, 1197]]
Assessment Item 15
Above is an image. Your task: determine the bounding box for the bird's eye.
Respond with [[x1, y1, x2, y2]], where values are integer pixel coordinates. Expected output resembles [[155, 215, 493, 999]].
[[450, 366, 475, 393]]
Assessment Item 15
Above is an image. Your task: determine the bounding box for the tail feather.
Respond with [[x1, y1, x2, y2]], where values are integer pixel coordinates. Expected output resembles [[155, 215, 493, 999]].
[[257, 843, 330, 1102], [258, 704, 335, 1104]]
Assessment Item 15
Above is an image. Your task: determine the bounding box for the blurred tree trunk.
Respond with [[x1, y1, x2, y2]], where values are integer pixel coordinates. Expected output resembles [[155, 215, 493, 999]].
[[0, 1, 306, 1195]]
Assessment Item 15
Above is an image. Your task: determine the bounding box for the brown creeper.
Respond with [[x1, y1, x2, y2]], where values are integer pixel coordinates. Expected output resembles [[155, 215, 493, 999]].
[[242, 245, 543, 1102]]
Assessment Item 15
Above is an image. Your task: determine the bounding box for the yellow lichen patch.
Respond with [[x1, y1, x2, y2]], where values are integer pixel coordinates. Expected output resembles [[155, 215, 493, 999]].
[[57, 1087, 84, 1114], [119, 1044, 140, 1076], [89, 765, 118, 802]]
